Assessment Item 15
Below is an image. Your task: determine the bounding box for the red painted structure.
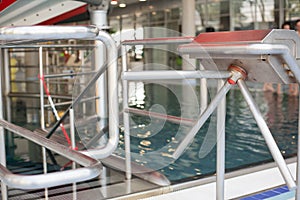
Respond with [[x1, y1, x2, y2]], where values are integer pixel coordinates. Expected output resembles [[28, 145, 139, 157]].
[[0, 1, 87, 25], [0, 0, 16, 12]]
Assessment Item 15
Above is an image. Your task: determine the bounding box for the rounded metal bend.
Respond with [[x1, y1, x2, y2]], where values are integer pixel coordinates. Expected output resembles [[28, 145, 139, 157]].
[[0, 119, 102, 189]]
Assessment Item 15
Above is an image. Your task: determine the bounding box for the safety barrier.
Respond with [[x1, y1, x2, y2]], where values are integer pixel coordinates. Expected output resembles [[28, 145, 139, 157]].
[[120, 29, 300, 199], [0, 25, 119, 199]]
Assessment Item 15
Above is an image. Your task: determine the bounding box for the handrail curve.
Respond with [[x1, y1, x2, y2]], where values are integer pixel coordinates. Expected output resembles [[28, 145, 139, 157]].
[[0, 119, 102, 189]]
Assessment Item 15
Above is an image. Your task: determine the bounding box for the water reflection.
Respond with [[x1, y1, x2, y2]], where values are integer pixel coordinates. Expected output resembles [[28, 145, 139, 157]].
[[118, 83, 299, 182], [264, 90, 299, 155]]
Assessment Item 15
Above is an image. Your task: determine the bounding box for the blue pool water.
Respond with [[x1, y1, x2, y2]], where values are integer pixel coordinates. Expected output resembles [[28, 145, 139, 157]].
[[117, 82, 299, 182], [9, 80, 298, 184]]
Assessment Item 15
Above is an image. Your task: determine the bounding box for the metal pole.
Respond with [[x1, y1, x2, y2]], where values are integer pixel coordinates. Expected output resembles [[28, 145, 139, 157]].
[[89, 2, 109, 134], [70, 108, 77, 200], [0, 131, 7, 199], [3, 49, 13, 159], [39, 47, 45, 130], [237, 79, 296, 189], [181, 0, 196, 75], [296, 85, 300, 199], [121, 37, 194, 45], [126, 107, 194, 126], [173, 81, 232, 159], [0, 26, 99, 41], [44, 31, 119, 160], [254, 0, 258, 30], [94, 39, 107, 138], [229, 0, 235, 31], [0, 25, 118, 160], [216, 79, 226, 200], [38, 46, 49, 199], [0, 119, 102, 189], [178, 43, 300, 84], [199, 64, 208, 114], [0, 49, 8, 200], [182, 0, 195, 37], [122, 45, 132, 180], [122, 70, 232, 80]]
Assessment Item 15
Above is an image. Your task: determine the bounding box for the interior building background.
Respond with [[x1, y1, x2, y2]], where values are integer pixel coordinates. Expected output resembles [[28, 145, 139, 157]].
[[57, 0, 300, 34]]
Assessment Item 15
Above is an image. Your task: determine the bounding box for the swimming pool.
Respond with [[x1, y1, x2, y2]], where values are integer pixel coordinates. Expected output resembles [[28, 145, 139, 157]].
[[8, 77, 298, 186], [116, 82, 298, 183]]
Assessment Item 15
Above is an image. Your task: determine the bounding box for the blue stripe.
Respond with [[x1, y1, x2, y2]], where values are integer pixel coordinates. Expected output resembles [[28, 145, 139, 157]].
[[240, 186, 294, 200]]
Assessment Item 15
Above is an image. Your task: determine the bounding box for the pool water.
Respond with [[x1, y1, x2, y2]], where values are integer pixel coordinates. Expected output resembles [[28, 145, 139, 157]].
[[117, 82, 299, 182], [9, 80, 298, 184]]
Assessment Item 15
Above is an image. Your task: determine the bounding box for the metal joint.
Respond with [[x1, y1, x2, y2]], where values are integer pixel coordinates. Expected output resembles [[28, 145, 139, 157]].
[[88, 0, 109, 11], [227, 65, 247, 85]]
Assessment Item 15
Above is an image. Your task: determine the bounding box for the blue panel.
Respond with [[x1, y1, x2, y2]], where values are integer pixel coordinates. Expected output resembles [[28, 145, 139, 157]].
[[240, 196, 260, 200], [252, 193, 269, 199], [273, 186, 289, 193], [240, 185, 292, 200], [262, 191, 279, 197]]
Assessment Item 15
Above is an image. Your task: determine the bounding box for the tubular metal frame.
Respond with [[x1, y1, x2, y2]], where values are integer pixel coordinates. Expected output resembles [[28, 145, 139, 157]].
[[0, 119, 102, 189], [121, 37, 201, 181], [121, 33, 299, 199], [179, 43, 300, 83], [237, 79, 295, 188], [0, 49, 8, 200], [0, 25, 119, 194], [0, 25, 298, 199], [121, 37, 232, 199], [177, 30, 300, 198], [216, 79, 226, 200]]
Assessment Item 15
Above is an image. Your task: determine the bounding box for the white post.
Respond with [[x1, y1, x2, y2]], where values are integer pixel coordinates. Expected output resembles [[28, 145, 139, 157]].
[[229, 0, 235, 31], [181, 0, 195, 71], [182, 0, 195, 38], [89, 4, 108, 136], [3, 49, 13, 159], [89, 4, 110, 186], [122, 45, 132, 180], [0, 48, 8, 200], [70, 108, 77, 200], [296, 85, 300, 199], [199, 64, 208, 114], [181, 0, 198, 143], [238, 79, 296, 189], [216, 79, 226, 200], [38, 47, 49, 200]]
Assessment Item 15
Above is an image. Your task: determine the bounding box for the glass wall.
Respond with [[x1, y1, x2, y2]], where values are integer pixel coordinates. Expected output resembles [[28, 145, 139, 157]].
[[107, 0, 300, 81], [109, 0, 300, 34]]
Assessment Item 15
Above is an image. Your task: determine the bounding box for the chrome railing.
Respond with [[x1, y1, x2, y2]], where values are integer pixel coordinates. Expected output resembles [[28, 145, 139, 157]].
[[0, 25, 119, 199], [0, 119, 102, 189], [120, 29, 300, 199], [2, 26, 299, 200]]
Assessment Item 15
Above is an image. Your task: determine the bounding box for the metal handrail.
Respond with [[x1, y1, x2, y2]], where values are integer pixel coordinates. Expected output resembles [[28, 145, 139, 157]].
[[46, 31, 119, 159], [121, 31, 300, 198], [43, 70, 98, 79], [121, 37, 198, 181], [0, 119, 102, 189], [0, 26, 98, 41], [122, 70, 232, 80], [0, 25, 119, 191], [178, 43, 300, 83], [122, 37, 194, 45], [176, 30, 300, 197], [0, 25, 119, 160]]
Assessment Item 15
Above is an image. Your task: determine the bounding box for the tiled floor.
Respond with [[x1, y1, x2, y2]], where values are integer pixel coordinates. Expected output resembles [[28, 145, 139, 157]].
[[240, 186, 295, 200]]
